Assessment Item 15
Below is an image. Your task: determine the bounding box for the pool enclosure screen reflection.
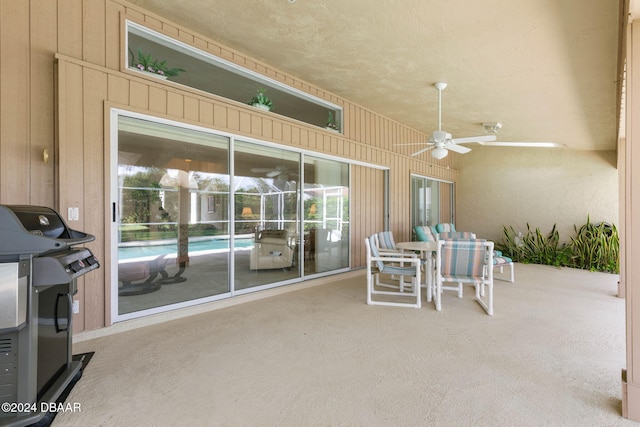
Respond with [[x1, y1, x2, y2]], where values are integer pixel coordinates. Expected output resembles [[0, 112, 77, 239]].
[[233, 141, 301, 291], [113, 113, 350, 321], [115, 116, 232, 316], [304, 156, 349, 274]]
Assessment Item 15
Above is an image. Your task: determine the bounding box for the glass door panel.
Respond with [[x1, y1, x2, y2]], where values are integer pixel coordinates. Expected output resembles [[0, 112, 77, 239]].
[[303, 156, 350, 274], [116, 116, 230, 316], [410, 175, 454, 239], [233, 141, 301, 290]]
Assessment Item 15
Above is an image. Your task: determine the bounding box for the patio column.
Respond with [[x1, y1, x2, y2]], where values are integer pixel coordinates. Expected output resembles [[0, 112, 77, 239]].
[[622, 2, 640, 421]]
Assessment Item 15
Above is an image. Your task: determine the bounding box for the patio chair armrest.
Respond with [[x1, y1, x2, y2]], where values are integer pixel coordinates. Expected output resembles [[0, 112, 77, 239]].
[[371, 256, 421, 266], [378, 249, 418, 258]]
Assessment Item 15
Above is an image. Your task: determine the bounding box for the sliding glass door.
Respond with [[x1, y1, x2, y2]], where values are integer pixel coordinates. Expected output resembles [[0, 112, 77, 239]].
[[113, 112, 352, 321], [410, 175, 454, 238], [115, 115, 230, 316], [233, 141, 301, 291], [303, 156, 349, 274]]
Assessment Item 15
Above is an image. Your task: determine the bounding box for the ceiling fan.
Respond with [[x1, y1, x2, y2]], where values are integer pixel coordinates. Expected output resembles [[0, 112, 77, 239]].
[[251, 166, 295, 178], [398, 83, 563, 159], [398, 82, 497, 159]]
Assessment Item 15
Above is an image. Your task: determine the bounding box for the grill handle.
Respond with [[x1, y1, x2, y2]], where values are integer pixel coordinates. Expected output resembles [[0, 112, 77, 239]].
[[54, 293, 72, 333]]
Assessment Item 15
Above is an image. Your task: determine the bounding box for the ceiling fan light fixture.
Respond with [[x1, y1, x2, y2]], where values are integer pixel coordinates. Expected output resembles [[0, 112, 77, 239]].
[[431, 147, 448, 159]]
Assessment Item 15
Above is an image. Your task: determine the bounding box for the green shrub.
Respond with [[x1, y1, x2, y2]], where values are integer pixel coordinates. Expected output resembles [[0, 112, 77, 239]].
[[498, 217, 619, 274], [567, 217, 619, 273], [499, 223, 571, 267]]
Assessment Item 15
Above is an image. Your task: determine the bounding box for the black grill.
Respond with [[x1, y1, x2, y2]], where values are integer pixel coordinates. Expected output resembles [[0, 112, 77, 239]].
[[0, 205, 99, 427]]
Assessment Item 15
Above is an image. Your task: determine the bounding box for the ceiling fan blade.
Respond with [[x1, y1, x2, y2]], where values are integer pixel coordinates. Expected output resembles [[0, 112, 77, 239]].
[[477, 141, 564, 147], [451, 135, 497, 145], [266, 170, 283, 177], [446, 144, 471, 154], [411, 146, 435, 157], [251, 168, 274, 173]]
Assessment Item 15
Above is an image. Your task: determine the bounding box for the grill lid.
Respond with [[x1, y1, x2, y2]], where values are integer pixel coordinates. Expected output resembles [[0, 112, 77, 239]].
[[0, 205, 95, 257]]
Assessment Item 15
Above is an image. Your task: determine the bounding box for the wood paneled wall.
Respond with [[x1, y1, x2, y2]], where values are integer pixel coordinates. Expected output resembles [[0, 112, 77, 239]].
[[2, 0, 458, 332]]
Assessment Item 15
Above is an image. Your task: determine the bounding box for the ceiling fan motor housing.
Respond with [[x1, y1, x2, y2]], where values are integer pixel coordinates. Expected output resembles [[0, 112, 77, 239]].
[[431, 130, 451, 143]]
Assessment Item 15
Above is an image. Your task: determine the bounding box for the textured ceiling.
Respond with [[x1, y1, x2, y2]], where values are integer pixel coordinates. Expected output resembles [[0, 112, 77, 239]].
[[127, 0, 622, 151]]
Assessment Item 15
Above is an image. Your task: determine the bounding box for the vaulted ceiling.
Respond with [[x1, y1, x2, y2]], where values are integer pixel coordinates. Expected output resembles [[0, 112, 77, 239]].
[[128, 0, 622, 152]]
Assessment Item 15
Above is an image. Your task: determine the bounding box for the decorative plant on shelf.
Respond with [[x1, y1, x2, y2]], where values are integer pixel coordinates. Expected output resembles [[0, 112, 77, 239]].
[[326, 111, 339, 131], [249, 88, 273, 111], [130, 48, 185, 77]]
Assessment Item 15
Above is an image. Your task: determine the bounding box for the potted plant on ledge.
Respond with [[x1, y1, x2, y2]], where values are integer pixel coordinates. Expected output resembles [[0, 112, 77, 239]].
[[249, 88, 273, 111], [129, 49, 185, 79], [326, 111, 339, 132]]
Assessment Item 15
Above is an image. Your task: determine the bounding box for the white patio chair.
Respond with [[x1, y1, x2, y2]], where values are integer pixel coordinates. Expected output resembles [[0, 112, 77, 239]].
[[365, 235, 422, 308], [373, 231, 417, 257], [433, 238, 494, 315], [492, 250, 515, 282]]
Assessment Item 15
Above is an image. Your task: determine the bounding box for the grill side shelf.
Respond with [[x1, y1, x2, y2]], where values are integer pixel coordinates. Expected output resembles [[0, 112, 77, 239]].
[[32, 249, 100, 287]]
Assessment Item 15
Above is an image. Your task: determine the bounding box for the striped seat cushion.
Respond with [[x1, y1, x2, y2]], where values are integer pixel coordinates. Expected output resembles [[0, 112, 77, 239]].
[[440, 239, 487, 280], [438, 231, 475, 239], [493, 255, 512, 265], [377, 231, 396, 250], [435, 223, 456, 233], [414, 226, 437, 242], [369, 234, 418, 276]]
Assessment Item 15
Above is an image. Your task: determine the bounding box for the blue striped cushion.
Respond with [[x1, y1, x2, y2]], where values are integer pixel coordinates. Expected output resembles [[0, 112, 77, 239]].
[[440, 239, 486, 279], [377, 231, 396, 250], [369, 234, 418, 276], [414, 226, 436, 242], [436, 223, 456, 233], [384, 264, 418, 277], [438, 231, 475, 239], [493, 255, 512, 265], [369, 235, 385, 271]]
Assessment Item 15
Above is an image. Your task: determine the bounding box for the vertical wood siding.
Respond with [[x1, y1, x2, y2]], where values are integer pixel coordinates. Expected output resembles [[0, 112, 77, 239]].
[[3, 0, 458, 332]]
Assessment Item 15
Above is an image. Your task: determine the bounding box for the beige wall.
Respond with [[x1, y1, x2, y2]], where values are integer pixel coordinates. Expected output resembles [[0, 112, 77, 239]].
[[455, 148, 619, 243]]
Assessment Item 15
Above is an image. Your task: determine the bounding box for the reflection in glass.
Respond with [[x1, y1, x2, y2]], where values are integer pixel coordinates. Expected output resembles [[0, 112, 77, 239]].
[[233, 141, 301, 290], [303, 156, 350, 274], [116, 116, 230, 315], [410, 175, 454, 239], [115, 116, 353, 319]]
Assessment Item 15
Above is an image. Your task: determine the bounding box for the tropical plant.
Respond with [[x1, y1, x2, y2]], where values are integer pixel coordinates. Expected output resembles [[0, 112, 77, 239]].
[[130, 48, 185, 77], [499, 223, 571, 267], [567, 216, 619, 273], [326, 111, 339, 130], [498, 217, 620, 273], [249, 88, 273, 110]]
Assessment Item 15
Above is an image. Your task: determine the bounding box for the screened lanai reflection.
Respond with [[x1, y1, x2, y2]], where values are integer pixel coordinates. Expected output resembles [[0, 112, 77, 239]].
[[233, 141, 301, 290], [304, 156, 349, 274], [114, 113, 351, 321], [116, 116, 231, 316]]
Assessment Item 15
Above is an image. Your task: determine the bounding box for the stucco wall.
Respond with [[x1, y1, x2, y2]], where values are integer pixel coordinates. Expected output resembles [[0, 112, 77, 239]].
[[455, 148, 618, 245]]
